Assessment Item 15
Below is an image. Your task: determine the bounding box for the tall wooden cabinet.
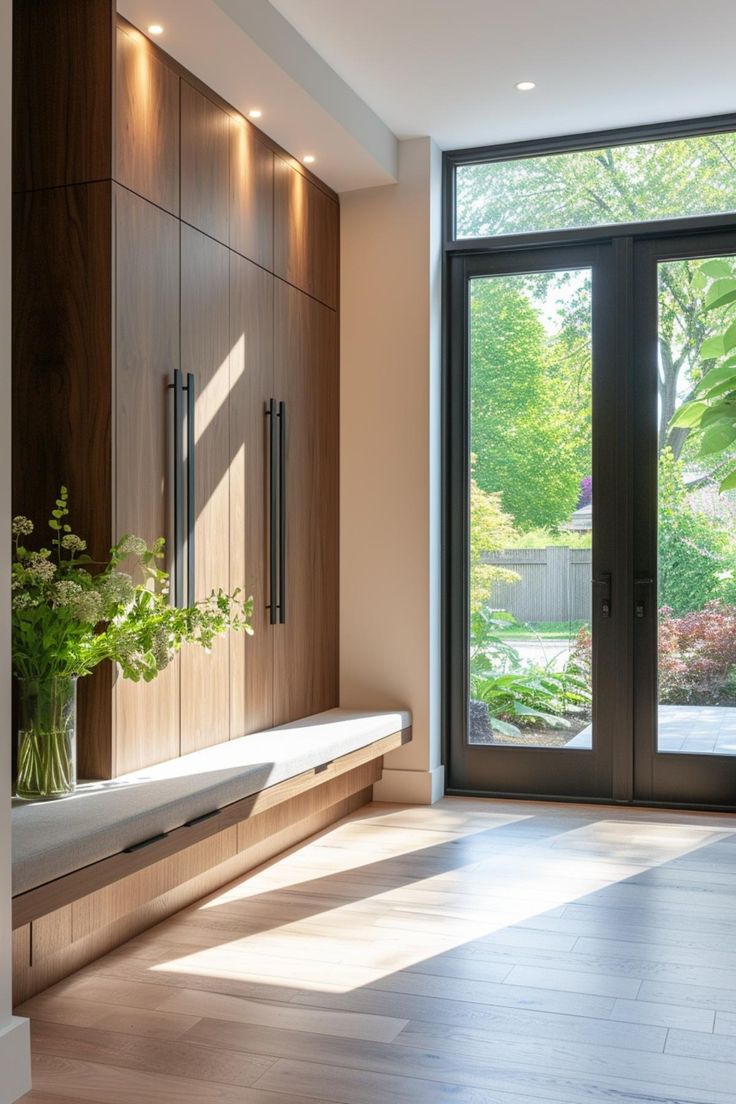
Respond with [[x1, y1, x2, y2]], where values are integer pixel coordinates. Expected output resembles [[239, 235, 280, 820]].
[[13, 0, 340, 778]]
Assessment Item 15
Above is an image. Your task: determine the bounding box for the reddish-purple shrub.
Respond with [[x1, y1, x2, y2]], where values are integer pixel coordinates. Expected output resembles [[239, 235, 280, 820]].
[[659, 603, 736, 705], [566, 609, 736, 705]]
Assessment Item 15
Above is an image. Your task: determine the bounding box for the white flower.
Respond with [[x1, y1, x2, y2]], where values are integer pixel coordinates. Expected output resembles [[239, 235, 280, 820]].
[[70, 589, 103, 624], [117, 535, 148, 558], [98, 571, 135, 607], [12, 516, 34, 537], [52, 580, 83, 608], [61, 534, 87, 553], [12, 591, 38, 611], [25, 553, 56, 582], [151, 627, 172, 670]]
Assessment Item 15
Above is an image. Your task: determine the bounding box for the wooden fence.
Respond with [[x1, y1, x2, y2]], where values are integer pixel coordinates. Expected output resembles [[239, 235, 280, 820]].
[[482, 547, 592, 623]]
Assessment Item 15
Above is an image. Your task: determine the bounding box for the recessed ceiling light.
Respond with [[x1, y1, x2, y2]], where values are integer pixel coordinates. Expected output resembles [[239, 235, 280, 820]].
[[303, 154, 315, 164], [147, 24, 163, 35], [515, 80, 536, 91], [248, 109, 263, 119]]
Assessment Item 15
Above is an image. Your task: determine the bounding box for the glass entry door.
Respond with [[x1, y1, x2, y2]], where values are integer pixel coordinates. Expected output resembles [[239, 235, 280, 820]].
[[448, 243, 627, 799], [633, 231, 736, 806], [448, 231, 736, 808]]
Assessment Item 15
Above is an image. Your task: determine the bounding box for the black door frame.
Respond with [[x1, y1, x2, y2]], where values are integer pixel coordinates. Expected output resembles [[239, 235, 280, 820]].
[[633, 228, 736, 809], [443, 113, 736, 807]]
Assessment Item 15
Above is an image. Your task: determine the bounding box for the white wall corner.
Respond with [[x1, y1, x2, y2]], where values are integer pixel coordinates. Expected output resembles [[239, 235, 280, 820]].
[[340, 137, 444, 804], [1, 2, 31, 1096], [0, 1019, 31, 1104], [374, 764, 445, 805]]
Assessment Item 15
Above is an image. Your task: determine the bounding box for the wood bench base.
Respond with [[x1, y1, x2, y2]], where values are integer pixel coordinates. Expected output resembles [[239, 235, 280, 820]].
[[12, 727, 410, 1004]]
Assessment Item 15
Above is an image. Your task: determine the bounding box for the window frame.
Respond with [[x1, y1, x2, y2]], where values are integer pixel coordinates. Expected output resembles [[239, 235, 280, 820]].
[[443, 111, 736, 251], [441, 111, 736, 801]]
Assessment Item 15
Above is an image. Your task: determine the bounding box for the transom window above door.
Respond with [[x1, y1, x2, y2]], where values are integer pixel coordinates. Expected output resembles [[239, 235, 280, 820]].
[[452, 125, 736, 239]]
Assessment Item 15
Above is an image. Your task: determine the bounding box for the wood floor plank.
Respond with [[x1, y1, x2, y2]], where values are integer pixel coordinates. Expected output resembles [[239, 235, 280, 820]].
[[716, 1011, 736, 1036], [16, 798, 736, 1104], [610, 997, 715, 1033], [30, 1020, 275, 1088], [156, 987, 409, 1042], [15, 993, 200, 1040], [28, 1054, 316, 1104]]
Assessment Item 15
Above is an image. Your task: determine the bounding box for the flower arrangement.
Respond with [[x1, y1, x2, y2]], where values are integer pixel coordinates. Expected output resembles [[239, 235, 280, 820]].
[[12, 488, 253, 797]]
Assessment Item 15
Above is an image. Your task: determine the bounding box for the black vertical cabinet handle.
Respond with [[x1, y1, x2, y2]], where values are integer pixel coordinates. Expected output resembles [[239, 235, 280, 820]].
[[186, 372, 196, 607], [267, 399, 278, 625], [278, 400, 286, 624], [172, 369, 185, 609]]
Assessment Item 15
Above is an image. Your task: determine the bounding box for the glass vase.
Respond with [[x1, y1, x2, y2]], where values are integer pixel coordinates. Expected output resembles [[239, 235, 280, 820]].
[[16, 677, 77, 799]]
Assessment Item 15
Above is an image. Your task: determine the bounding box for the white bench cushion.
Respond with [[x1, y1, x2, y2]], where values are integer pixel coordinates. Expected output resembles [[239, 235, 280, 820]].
[[12, 708, 411, 896]]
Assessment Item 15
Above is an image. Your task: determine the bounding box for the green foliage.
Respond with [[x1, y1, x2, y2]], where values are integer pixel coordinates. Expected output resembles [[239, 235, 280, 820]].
[[12, 489, 253, 683], [658, 450, 736, 615], [469, 607, 591, 738], [469, 469, 519, 613], [671, 260, 736, 491], [470, 275, 589, 529], [505, 527, 592, 550], [460, 142, 736, 462]]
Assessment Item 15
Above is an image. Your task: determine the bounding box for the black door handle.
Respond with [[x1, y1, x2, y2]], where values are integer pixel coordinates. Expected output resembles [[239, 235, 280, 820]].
[[267, 399, 278, 625], [186, 372, 196, 606], [634, 576, 654, 619], [172, 369, 185, 609], [278, 400, 286, 624], [592, 573, 612, 618]]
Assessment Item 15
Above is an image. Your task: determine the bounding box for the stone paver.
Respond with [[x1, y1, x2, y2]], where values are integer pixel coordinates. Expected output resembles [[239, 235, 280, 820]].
[[568, 705, 736, 755]]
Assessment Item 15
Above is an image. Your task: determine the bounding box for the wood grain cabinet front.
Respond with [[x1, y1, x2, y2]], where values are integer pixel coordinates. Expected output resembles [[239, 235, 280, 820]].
[[13, 9, 339, 778], [229, 253, 275, 737], [114, 186, 182, 774], [230, 118, 274, 270], [115, 24, 180, 215], [181, 81, 231, 245], [272, 282, 339, 725], [179, 225, 232, 753], [274, 156, 339, 309]]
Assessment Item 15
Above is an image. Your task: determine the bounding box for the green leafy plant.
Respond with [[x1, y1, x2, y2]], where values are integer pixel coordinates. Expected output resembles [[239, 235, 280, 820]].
[[657, 448, 736, 614], [671, 259, 736, 490], [12, 488, 254, 683], [469, 467, 519, 614], [469, 607, 590, 739]]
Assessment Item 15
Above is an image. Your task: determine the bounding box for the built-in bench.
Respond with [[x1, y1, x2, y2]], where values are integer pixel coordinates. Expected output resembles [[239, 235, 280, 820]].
[[11, 708, 411, 1004]]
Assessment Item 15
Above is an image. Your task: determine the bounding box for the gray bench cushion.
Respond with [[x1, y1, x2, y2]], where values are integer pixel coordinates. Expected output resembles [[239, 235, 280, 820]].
[[12, 707, 411, 896]]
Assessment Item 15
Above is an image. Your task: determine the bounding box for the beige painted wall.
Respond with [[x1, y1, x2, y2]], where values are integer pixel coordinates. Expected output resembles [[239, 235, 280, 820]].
[[339, 137, 443, 803], [0, 0, 32, 1096]]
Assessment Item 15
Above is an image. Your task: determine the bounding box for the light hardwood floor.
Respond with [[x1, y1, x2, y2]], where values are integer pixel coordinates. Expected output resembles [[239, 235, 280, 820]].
[[15, 797, 736, 1104]]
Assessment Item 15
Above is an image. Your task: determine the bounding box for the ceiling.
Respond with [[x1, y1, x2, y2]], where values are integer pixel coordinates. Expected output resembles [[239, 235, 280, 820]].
[[269, 0, 736, 150]]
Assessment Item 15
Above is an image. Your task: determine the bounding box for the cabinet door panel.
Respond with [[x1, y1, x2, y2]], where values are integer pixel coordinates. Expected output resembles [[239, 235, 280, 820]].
[[274, 158, 338, 309], [230, 119, 273, 270], [181, 81, 230, 245], [273, 282, 338, 725], [230, 255, 275, 736], [180, 226, 231, 753], [115, 26, 179, 215], [115, 187, 180, 773]]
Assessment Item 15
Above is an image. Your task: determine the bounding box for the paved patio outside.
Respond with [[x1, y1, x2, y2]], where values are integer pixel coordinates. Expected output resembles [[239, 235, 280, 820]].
[[568, 704, 736, 755]]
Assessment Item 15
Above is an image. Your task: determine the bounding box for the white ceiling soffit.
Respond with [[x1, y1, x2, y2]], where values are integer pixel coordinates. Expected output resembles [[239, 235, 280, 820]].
[[269, 0, 736, 151], [116, 0, 398, 191]]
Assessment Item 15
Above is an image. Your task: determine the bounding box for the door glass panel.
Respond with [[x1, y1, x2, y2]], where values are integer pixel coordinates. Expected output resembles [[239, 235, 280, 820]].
[[468, 269, 593, 749], [456, 131, 736, 239], [657, 254, 736, 755]]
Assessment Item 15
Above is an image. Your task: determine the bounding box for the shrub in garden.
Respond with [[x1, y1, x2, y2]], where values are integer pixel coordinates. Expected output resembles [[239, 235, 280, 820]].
[[659, 602, 736, 705], [658, 448, 736, 615]]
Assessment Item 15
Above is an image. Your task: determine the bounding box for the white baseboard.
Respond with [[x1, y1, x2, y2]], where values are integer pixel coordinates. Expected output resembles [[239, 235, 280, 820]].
[[0, 1016, 31, 1103], [373, 764, 445, 804]]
